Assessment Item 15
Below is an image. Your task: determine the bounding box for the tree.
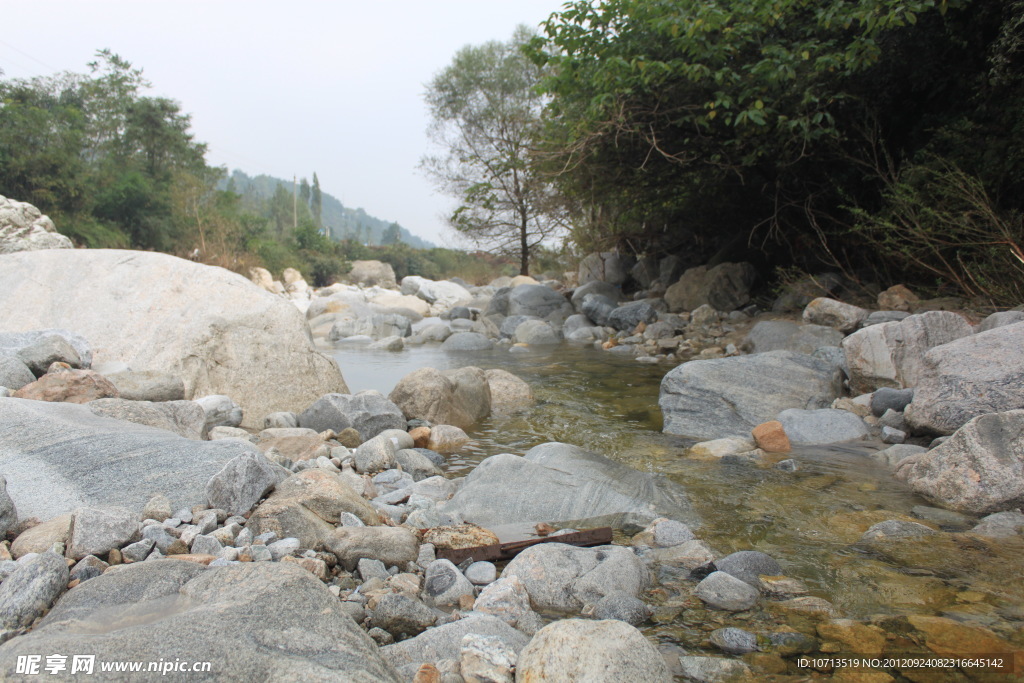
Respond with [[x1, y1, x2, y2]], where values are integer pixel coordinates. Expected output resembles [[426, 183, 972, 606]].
[[382, 222, 402, 245], [311, 172, 323, 228], [421, 25, 566, 275]]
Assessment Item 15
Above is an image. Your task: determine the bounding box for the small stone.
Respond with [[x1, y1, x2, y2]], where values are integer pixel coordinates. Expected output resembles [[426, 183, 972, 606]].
[[409, 426, 431, 448], [141, 494, 172, 523], [69, 555, 109, 583], [358, 558, 390, 582], [709, 627, 759, 654], [249, 544, 273, 562], [121, 538, 156, 563], [67, 507, 139, 560], [423, 559, 475, 609], [368, 627, 394, 646], [266, 537, 301, 560], [369, 592, 437, 638], [464, 561, 497, 586], [652, 519, 696, 548], [190, 534, 223, 557], [417, 544, 436, 570], [881, 426, 906, 444], [752, 420, 792, 453], [339, 512, 365, 527], [694, 571, 759, 611], [427, 424, 471, 454], [412, 663, 442, 683]]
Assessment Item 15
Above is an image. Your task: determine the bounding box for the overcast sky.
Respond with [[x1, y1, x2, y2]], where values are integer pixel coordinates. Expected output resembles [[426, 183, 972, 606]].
[[0, 0, 568, 246]]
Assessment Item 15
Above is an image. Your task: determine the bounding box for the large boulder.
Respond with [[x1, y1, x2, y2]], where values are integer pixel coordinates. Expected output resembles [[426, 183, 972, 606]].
[[841, 311, 974, 395], [0, 561, 400, 681], [440, 442, 697, 529], [507, 284, 573, 321], [0, 195, 73, 253], [660, 350, 844, 441], [104, 370, 186, 402], [607, 301, 659, 331], [401, 276, 472, 310], [298, 391, 406, 440], [0, 397, 258, 520], [0, 249, 347, 428], [570, 280, 622, 312], [742, 320, 843, 355], [389, 366, 491, 430], [328, 312, 412, 340], [87, 398, 206, 440], [664, 262, 757, 312], [905, 321, 1024, 435], [577, 251, 634, 286], [347, 259, 397, 288], [484, 369, 534, 415], [381, 614, 529, 674], [895, 410, 1024, 513]]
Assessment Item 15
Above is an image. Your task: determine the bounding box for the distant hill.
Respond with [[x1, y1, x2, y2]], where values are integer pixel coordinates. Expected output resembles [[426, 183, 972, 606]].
[[223, 170, 435, 249]]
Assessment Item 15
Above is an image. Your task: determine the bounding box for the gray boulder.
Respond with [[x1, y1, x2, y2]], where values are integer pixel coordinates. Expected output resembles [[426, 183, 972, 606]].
[[0, 249, 347, 429], [895, 410, 1024, 513], [381, 614, 529, 674], [694, 571, 759, 611], [512, 319, 561, 345], [0, 357, 34, 391], [369, 593, 437, 638], [206, 451, 285, 516], [841, 311, 974, 394], [0, 398, 260, 520], [570, 281, 621, 311], [440, 442, 696, 530], [0, 195, 72, 253], [870, 387, 915, 416], [67, 506, 139, 560], [507, 284, 572, 321], [0, 561, 400, 680], [16, 334, 82, 375], [389, 366, 491, 430], [777, 408, 869, 444], [298, 391, 406, 441], [484, 368, 534, 415], [87, 398, 206, 440], [422, 559, 475, 608], [105, 370, 186, 402], [905, 322, 1024, 435], [741, 320, 843, 355], [714, 550, 782, 587], [0, 551, 68, 630], [499, 315, 538, 339], [664, 262, 756, 313], [581, 294, 616, 327], [607, 301, 658, 331], [441, 332, 493, 351], [660, 350, 843, 441]]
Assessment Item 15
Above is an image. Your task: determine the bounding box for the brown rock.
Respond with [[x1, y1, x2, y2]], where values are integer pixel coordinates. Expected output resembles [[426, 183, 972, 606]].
[[426, 424, 470, 454], [256, 429, 330, 463], [166, 553, 217, 565], [752, 420, 791, 453], [281, 555, 329, 581], [906, 615, 1022, 660], [458, 594, 476, 611], [422, 523, 499, 550], [13, 369, 119, 404], [877, 284, 919, 312], [336, 428, 362, 448], [412, 663, 441, 683], [817, 619, 887, 656], [409, 426, 431, 448], [11, 514, 72, 558], [107, 548, 122, 566]]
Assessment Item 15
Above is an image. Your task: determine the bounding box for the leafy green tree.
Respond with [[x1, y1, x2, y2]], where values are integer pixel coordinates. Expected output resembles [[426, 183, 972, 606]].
[[382, 222, 402, 245], [311, 172, 323, 228], [422, 26, 567, 275], [299, 177, 311, 205]]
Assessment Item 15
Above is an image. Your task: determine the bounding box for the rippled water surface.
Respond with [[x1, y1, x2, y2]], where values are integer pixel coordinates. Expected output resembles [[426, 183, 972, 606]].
[[329, 340, 1024, 639]]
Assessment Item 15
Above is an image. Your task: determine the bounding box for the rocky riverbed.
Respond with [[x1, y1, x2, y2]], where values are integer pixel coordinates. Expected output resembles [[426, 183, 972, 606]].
[[0, 227, 1022, 681]]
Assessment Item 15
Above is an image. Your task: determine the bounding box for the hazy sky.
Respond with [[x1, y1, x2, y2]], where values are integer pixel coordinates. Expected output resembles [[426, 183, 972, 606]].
[[0, 0, 569, 245]]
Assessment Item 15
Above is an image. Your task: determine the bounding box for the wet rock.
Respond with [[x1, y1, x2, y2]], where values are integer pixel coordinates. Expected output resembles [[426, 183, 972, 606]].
[[440, 331, 493, 351], [777, 408, 869, 445], [67, 506, 139, 560], [484, 368, 533, 415], [205, 450, 285, 516], [389, 366, 491, 430], [870, 388, 915, 416], [370, 593, 437, 638], [970, 510, 1024, 537], [817, 619, 886, 656], [694, 571, 759, 611], [861, 520, 937, 541], [895, 410, 1024, 513], [688, 437, 755, 460], [677, 656, 752, 682], [325, 526, 419, 571], [709, 627, 759, 654], [660, 350, 843, 441], [513, 319, 561, 345], [516, 619, 670, 682], [423, 559, 475, 609], [714, 550, 782, 587], [502, 543, 649, 612], [871, 443, 926, 468], [0, 551, 68, 630], [802, 297, 869, 333], [592, 592, 651, 626], [426, 425, 470, 454], [298, 391, 406, 441]]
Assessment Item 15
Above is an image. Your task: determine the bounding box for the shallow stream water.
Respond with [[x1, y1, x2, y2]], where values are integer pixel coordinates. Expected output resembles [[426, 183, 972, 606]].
[[327, 339, 1024, 660]]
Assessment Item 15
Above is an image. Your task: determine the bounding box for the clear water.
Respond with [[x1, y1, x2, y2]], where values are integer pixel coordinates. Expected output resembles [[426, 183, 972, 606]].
[[328, 339, 1024, 641]]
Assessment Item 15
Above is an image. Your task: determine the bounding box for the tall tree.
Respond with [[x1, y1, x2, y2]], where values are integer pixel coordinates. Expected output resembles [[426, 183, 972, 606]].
[[299, 177, 311, 205], [421, 25, 566, 275], [382, 222, 402, 245], [311, 172, 323, 228]]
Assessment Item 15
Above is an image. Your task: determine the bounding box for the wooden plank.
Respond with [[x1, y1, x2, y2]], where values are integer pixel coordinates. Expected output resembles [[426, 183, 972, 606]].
[[434, 526, 613, 564]]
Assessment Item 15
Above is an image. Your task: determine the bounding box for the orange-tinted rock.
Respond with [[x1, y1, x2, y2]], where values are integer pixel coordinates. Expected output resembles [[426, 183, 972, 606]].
[[752, 420, 792, 453], [13, 369, 119, 404], [412, 663, 441, 683], [422, 523, 499, 550], [409, 426, 431, 449], [877, 284, 920, 312]]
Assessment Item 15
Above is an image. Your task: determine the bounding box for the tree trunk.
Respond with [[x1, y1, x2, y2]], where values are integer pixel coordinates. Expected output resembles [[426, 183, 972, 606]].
[[519, 215, 529, 276]]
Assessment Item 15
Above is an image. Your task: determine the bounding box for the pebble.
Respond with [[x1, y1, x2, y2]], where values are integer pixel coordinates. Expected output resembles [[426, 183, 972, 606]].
[[709, 627, 758, 654], [694, 571, 759, 611], [464, 561, 497, 586]]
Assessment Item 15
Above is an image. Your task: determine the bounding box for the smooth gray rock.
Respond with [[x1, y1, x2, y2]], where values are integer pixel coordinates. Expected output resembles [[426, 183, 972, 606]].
[[678, 656, 752, 682], [263, 411, 299, 429], [104, 370, 185, 402], [871, 387, 915, 416], [67, 506, 139, 560], [190, 534, 224, 557], [777, 408, 869, 444], [16, 334, 82, 375], [499, 315, 538, 339], [978, 311, 1024, 332], [607, 301, 658, 331], [354, 435, 397, 474], [395, 449, 443, 481], [0, 398, 261, 520], [357, 558, 390, 582], [895, 410, 1024, 513], [0, 476, 16, 539], [0, 357, 34, 391], [370, 593, 437, 638], [325, 526, 419, 572], [710, 627, 758, 655], [87, 398, 205, 440], [69, 555, 108, 583], [905, 322, 1024, 435], [581, 294, 616, 327], [592, 592, 651, 626], [653, 519, 696, 547], [441, 332, 493, 351], [881, 426, 906, 444], [0, 329, 92, 369], [742, 320, 843, 355], [502, 542, 650, 612], [694, 571, 759, 611], [508, 284, 572, 321], [381, 614, 529, 672], [570, 281, 622, 311], [195, 394, 243, 435], [861, 520, 937, 541], [440, 442, 696, 530], [0, 560, 400, 680], [205, 450, 284, 516], [971, 511, 1024, 538], [0, 551, 68, 630], [802, 297, 870, 333], [714, 550, 782, 588], [512, 319, 561, 345], [464, 561, 497, 586], [299, 390, 406, 441], [423, 559, 475, 608], [660, 350, 843, 441]]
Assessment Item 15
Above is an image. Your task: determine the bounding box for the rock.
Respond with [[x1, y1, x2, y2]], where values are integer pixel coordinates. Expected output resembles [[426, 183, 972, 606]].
[[105, 370, 186, 402], [508, 284, 573, 321], [652, 519, 696, 547], [440, 442, 696, 529], [460, 633, 516, 683], [870, 387, 915, 416], [13, 368, 118, 403], [904, 614, 1023, 666], [861, 520, 937, 541], [872, 443, 927, 468], [441, 332, 493, 351], [0, 551, 68, 630], [0, 195, 72, 253], [206, 450, 285, 516], [776, 408, 869, 444], [502, 542, 650, 612], [841, 311, 974, 394], [464, 561, 497, 586], [710, 627, 759, 654], [664, 262, 756, 313], [0, 560, 400, 680], [714, 550, 782, 587], [66, 506, 139, 560], [515, 619, 670, 682], [512, 319, 561, 345], [0, 477, 16, 539], [578, 251, 634, 286], [265, 537, 299, 560], [70, 554, 109, 583], [694, 571, 759, 611], [904, 322, 1024, 434], [483, 369, 533, 415], [87, 398, 205, 440], [426, 425, 470, 454], [742, 320, 844, 355], [895, 410, 1024, 513], [863, 310, 911, 326], [348, 260, 397, 288], [752, 420, 791, 453], [660, 350, 843, 441], [390, 366, 491, 430], [971, 510, 1024, 538], [802, 297, 870, 333], [0, 357, 35, 391], [977, 310, 1024, 332], [473, 576, 533, 627], [370, 592, 437, 638], [10, 515, 71, 559], [263, 411, 299, 429], [422, 559, 475, 608], [881, 426, 906, 444], [0, 398, 261, 521], [581, 294, 616, 327], [771, 272, 843, 313], [593, 592, 651, 625], [422, 523, 498, 550], [0, 250, 347, 428], [352, 435, 396, 474], [570, 281, 622, 311], [381, 614, 529, 673], [395, 448, 443, 481], [877, 284, 920, 311], [191, 534, 224, 557], [677, 656, 753, 682], [0, 329, 92, 369], [255, 427, 328, 463], [328, 312, 412, 340], [248, 470, 379, 548], [401, 276, 472, 310], [195, 394, 243, 435], [688, 437, 754, 460], [607, 301, 658, 331], [325, 526, 419, 571], [16, 334, 82, 376]]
